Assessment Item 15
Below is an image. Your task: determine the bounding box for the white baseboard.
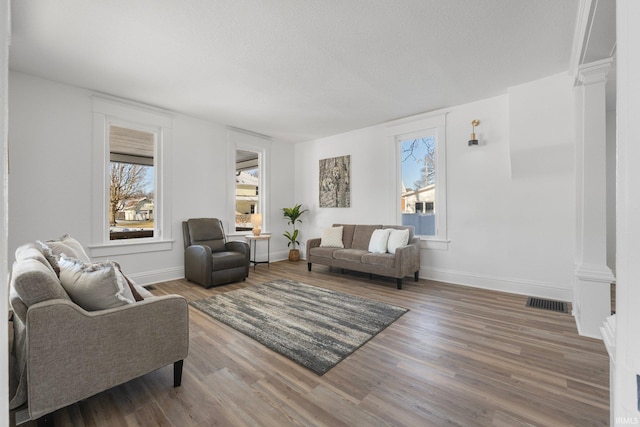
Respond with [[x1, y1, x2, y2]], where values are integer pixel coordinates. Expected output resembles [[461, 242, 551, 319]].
[[420, 266, 573, 301], [128, 266, 184, 287]]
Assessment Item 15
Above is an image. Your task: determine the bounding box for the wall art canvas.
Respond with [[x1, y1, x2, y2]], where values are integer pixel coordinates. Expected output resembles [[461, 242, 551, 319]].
[[319, 155, 351, 208]]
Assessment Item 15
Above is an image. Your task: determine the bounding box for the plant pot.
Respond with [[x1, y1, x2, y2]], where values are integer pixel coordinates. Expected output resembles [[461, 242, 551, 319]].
[[288, 249, 300, 262]]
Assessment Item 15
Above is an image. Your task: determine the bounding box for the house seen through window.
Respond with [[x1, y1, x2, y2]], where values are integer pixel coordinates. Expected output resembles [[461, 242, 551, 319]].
[[400, 135, 436, 236], [109, 125, 155, 240], [235, 148, 261, 232]]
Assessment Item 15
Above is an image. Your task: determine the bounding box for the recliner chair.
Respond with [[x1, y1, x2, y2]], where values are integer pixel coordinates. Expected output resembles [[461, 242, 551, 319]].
[[182, 218, 250, 287]]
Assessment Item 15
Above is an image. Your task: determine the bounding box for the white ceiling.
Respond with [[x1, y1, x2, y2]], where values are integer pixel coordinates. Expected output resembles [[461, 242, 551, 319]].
[[9, 0, 580, 143]]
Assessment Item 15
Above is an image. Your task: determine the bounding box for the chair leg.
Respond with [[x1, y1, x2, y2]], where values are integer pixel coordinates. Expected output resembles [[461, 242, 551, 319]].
[[37, 414, 54, 427], [307, 262, 312, 271], [414, 271, 419, 281], [174, 360, 184, 387], [396, 278, 403, 290]]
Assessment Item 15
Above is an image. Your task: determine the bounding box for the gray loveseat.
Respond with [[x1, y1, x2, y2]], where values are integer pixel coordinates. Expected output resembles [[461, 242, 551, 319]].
[[306, 224, 420, 289], [8, 239, 189, 425]]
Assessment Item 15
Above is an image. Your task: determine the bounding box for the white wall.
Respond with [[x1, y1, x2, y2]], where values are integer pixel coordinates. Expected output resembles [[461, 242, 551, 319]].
[[614, 0, 640, 420], [1, 0, 10, 424], [296, 73, 576, 300], [8, 71, 294, 283]]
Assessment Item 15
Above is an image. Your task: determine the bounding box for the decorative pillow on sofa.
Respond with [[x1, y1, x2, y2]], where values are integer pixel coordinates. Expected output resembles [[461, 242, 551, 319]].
[[368, 228, 392, 254], [112, 261, 145, 302], [387, 228, 410, 254], [320, 226, 344, 248], [38, 234, 91, 274], [58, 255, 136, 311]]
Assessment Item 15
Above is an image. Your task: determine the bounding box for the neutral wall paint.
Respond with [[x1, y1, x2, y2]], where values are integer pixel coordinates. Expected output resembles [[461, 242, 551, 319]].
[[8, 71, 294, 283], [2, 0, 10, 423], [296, 73, 576, 300]]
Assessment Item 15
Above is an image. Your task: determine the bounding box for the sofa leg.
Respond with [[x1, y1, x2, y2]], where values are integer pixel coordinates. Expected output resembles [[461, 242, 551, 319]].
[[307, 262, 312, 272], [396, 278, 402, 290], [174, 360, 184, 387], [36, 414, 54, 427], [414, 271, 419, 281]]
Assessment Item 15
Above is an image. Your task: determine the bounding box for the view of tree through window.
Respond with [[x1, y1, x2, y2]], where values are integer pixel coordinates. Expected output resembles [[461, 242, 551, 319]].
[[400, 136, 436, 235], [109, 125, 155, 240], [235, 149, 260, 232]]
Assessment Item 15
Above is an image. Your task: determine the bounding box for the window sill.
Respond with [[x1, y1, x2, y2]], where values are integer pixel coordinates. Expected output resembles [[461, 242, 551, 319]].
[[88, 239, 174, 258], [418, 238, 450, 250]]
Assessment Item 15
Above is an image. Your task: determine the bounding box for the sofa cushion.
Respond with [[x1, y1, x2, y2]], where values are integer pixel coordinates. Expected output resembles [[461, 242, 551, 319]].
[[351, 225, 382, 250], [333, 249, 368, 262], [309, 246, 339, 259], [14, 243, 57, 276], [11, 259, 71, 307], [387, 228, 410, 254], [368, 229, 392, 253], [58, 255, 136, 311], [334, 224, 356, 249], [320, 226, 344, 248], [38, 234, 91, 274], [362, 252, 396, 269]]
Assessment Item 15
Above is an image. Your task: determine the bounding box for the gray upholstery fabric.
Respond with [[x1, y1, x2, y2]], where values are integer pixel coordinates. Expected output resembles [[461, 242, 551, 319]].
[[351, 225, 382, 250], [8, 241, 189, 420], [333, 249, 368, 262], [25, 296, 188, 419], [306, 224, 420, 289], [333, 224, 356, 249], [183, 218, 250, 288]]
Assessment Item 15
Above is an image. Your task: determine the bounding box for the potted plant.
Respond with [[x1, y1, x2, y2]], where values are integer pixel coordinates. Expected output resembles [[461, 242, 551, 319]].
[[282, 203, 308, 261]]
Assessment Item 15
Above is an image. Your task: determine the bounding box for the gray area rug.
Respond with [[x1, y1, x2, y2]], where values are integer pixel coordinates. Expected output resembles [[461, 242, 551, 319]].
[[190, 278, 408, 375]]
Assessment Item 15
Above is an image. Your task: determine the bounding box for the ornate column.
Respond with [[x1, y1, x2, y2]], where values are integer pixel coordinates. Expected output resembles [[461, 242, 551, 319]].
[[573, 58, 615, 339]]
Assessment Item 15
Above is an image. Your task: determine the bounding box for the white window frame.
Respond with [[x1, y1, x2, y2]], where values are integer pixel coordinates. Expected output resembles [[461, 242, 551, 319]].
[[90, 95, 173, 257], [227, 128, 270, 237], [387, 113, 449, 250]]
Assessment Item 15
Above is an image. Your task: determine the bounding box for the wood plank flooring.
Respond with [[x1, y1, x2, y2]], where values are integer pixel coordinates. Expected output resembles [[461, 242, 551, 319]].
[[14, 261, 609, 426]]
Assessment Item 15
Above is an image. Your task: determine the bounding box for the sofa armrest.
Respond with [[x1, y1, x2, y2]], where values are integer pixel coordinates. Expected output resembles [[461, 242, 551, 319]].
[[306, 238, 321, 255], [394, 239, 421, 275], [184, 244, 212, 285], [25, 295, 189, 419]]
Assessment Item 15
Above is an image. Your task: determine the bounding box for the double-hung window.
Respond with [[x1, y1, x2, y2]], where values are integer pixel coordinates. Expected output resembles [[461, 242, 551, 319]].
[[91, 96, 173, 256], [228, 128, 269, 235], [388, 113, 448, 248]]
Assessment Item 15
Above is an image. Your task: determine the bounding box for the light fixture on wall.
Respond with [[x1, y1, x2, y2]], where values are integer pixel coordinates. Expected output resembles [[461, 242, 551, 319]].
[[468, 119, 480, 146], [251, 213, 262, 236]]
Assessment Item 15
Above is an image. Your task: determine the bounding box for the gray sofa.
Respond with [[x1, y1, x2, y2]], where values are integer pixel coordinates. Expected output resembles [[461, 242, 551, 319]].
[[306, 224, 420, 289], [8, 240, 189, 425]]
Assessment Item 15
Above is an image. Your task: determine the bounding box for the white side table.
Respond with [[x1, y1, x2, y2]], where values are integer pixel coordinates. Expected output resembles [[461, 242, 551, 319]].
[[245, 234, 271, 270]]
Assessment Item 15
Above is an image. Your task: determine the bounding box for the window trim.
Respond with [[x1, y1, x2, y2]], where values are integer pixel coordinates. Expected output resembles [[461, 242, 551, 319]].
[[387, 113, 448, 248], [90, 95, 173, 257], [227, 128, 270, 237]]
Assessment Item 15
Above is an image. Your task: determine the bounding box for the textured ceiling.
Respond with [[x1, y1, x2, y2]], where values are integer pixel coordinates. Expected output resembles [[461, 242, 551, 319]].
[[9, 0, 580, 143]]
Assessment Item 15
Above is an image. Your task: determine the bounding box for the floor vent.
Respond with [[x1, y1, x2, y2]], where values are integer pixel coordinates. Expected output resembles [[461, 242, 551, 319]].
[[526, 297, 568, 313]]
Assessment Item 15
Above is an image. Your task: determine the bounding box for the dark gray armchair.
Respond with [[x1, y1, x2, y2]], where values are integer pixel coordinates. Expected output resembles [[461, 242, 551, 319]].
[[182, 218, 250, 287]]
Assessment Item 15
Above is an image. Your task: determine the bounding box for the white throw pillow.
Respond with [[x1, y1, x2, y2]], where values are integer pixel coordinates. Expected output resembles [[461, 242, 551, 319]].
[[368, 228, 392, 254], [387, 228, 410, 254], [38, 234, 91, 274], [58, 255, 135, 311], [320, 226, 344, 248]]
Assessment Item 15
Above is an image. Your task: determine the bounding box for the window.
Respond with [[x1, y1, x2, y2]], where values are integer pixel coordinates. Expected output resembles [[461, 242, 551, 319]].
[[228, 128, 270, 235], [400, 134, 436, 235], [109, 125, 156, 240], [91, 96, 173, 256], [388, 113, 447, 246], [235, 148, 261, 232]]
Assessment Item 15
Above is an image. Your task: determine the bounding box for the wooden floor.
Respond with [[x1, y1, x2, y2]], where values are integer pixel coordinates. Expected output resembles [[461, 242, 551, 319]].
[[17, 261, 609, 426]]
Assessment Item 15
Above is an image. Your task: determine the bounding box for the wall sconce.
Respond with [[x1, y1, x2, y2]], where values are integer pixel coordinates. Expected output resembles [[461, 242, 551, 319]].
[[468, 119, 480, 146], [251, 213, 262, 236]]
